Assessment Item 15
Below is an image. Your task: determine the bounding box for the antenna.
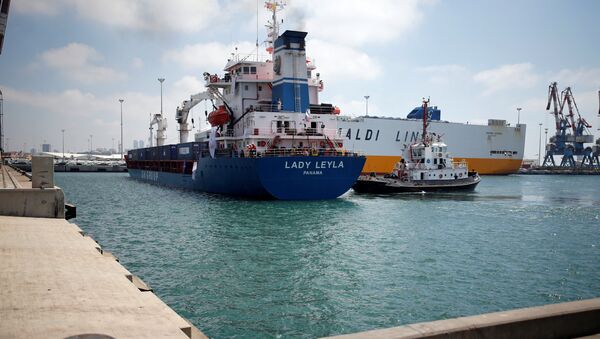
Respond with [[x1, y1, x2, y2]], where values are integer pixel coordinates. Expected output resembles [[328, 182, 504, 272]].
[[256, 0, 259, 61]]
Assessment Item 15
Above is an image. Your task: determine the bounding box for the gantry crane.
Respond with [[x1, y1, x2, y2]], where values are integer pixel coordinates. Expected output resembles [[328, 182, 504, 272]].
[[542, 82, 594, 167]]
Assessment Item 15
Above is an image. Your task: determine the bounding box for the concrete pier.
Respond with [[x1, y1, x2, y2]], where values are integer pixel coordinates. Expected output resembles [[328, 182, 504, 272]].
[[323, 298, 600, 339], [0, 162, 207, 338], [1, 162, 65, 218], [0, 215, 207, 338]]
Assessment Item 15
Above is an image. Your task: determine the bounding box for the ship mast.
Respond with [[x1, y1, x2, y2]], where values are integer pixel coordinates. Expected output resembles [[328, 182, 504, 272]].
[[265, 1, 285, 54], [422, 97, 430, 146]]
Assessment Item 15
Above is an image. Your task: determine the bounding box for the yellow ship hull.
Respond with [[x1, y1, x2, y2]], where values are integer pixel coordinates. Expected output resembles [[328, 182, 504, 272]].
[[362, 155, 522, 175]]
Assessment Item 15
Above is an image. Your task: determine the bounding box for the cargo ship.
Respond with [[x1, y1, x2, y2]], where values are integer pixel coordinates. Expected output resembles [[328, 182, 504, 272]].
[[338, 107, 526, 175], [126, 2, 365, 200]]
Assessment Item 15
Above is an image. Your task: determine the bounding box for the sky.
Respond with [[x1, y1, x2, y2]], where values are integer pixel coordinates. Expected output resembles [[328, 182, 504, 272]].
[[1, 0, 599, 159]]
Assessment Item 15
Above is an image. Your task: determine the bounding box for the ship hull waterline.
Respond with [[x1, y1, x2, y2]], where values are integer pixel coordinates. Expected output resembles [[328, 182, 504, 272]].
[[127, 156, 366, 200], [352, 175, 481, 194]]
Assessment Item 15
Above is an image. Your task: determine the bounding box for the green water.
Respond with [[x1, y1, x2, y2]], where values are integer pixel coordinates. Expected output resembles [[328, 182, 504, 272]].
[[55, 173, 600, 338]]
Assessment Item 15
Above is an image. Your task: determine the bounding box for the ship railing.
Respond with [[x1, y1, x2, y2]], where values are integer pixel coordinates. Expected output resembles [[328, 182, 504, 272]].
[[243, 127, 344, 139], [201, 148, 363, 159]]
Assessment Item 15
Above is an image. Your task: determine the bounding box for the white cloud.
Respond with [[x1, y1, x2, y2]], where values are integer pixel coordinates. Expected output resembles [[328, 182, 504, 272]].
[[14, 0, 221, 33], [163, 41, 257, 71], [549, 68, 600, 89], [131, 57, 144, 69], [415, 64, 469, 85], [329, 95, 380, 117], [308, 39, 382, 81], [473, 63, 539, 95], [12, 0, 60, 15], [172, 76, 206, 95], [1, 85, 165, 150], [287, 0, 430, 47], [40, 43, 126, 84]]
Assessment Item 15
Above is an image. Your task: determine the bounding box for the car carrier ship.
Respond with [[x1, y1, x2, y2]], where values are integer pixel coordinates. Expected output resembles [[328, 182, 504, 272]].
[[126, 2, 365, 200], [338, 106, 526, 175]]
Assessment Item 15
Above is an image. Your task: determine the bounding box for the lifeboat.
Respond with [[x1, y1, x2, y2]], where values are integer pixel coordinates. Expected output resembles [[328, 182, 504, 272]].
[[208, 105, 230, 127]]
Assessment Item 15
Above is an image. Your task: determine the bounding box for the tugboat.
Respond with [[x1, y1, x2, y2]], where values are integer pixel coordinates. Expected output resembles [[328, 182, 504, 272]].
[[125, 2, 365, 200], [352, 98, 480, 193]]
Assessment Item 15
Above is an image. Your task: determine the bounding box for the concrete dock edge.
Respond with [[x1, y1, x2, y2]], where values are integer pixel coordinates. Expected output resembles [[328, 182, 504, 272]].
[[323, 298, 600, 339]]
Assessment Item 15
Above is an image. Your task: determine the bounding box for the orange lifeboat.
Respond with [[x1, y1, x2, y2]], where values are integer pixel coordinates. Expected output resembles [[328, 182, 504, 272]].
[[208, 105, 230, 127]]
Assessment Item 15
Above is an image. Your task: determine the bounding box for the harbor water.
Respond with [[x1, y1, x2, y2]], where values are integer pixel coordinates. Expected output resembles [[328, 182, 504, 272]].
[[55, 173, 600, 338]]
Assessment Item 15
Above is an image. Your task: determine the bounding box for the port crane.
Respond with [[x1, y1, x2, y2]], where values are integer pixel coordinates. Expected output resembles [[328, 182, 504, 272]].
[[588, 89, 600, 166], [542, 82, 594, 167]]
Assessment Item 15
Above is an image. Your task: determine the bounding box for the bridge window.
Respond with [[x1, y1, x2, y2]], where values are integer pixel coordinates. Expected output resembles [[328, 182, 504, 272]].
[[250, 66, 257, 74]]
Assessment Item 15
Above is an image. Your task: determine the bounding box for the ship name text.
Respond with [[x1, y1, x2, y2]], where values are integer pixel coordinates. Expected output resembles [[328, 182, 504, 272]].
[[285, 160, 345, 170]]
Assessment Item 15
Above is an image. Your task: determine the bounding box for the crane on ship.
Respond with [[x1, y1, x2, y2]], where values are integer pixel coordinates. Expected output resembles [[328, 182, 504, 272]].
[[175, 91, 213, 143], [174, 74, 237, 143], [542, 82, 595, 167], [149, 113, 168, 146]]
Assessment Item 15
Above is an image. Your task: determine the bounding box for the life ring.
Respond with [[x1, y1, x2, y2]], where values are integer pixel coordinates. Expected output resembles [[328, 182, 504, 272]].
[[210, 75, 218, 82]]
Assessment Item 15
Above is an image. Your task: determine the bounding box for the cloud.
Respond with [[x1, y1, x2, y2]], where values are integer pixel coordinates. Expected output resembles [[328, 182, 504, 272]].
[[415, 64, 469, 85], [40, 43, 126, 84], [131, 57, 144, 69], [163, 41, 257, 71], [287, 0, 431, 47], [14, 0, 221, 33], [307, 39, 382, 81], [12, 0, 60, 15], [473, 63, 539, 95], [549, 67, 600, 89], [1, 85, 164, 149], [329, 95, 379, 117]]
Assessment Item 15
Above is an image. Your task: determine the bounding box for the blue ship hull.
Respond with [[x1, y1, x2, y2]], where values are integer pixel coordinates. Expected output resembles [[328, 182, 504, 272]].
[[127, 156, 365, 200]]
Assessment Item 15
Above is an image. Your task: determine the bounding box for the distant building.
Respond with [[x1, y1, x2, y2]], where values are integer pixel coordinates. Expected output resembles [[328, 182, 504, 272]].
[[133, 140, 139, 149], [139, 140, 144, 148], [42, 144, 50, 152]]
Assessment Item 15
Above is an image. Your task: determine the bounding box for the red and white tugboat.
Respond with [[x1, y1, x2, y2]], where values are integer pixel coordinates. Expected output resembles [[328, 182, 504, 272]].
[[352, 98, 481, 193]]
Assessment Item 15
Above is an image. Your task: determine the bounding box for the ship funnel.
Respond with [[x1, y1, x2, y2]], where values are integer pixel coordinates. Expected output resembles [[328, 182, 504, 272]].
[[271, 30, 309, 113]]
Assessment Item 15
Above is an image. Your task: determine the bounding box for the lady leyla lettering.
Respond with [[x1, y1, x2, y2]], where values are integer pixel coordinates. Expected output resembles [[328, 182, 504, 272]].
[[284, 160, 344, 169]]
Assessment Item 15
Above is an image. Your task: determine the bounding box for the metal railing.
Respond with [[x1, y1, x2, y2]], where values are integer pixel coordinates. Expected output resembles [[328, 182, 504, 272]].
[[200, 147, 362, 159]]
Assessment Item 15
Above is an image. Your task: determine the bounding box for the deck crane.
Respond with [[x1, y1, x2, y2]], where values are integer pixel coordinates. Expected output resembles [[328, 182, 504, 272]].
[[175, 91, 213, 143], [149, 113, 168, 146]]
